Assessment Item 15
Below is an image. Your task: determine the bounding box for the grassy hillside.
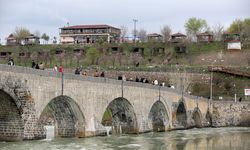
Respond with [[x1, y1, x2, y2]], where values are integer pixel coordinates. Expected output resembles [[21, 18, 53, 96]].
[[0, 42, 249, 101]]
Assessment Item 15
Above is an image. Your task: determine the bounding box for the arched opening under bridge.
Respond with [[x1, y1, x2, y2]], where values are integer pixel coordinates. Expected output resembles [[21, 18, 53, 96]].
[[0, 90, 24, 141], [101, 97, 138, 134], [176, 101, 187, 127], [36, 96, 85, 139]]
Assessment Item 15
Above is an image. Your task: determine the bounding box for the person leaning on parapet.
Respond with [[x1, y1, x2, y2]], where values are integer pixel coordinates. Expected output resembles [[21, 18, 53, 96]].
[[38, 62, 44, 70], [8, 58, 14, 66], [53, 65, 58, 72], [82, 70, 87, 76], [100, 71, 105, 77], [122, 74, 126, 81], [35, 63, 39, 69], [58, 65, 63, 73], [154, 79, 158, 85], [135, 76, 139, 82], [31, 60, 36, 68], [93, 70, 99, 77], [239, 97, 242, 102], [75, 67, 81, 75]]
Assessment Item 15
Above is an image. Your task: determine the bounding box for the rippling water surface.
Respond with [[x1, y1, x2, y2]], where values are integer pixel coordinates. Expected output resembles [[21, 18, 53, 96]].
[[0, 127, 250, 150]]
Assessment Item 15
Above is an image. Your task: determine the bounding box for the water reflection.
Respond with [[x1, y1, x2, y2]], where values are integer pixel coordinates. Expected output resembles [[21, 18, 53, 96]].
[[0, 127, 249, 150]]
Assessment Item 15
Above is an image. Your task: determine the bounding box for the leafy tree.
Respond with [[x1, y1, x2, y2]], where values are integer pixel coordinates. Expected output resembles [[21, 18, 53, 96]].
[[85, 47, 100, 65], [242, 18, 250, 41], [52, 36, 57, 44], [161, 25, 171, 42], [184, 17, 209, 41], [13, 27, 30, 44], [41, 33, 50, 44], [227, 18, 250, 41], [227, 19, 243, 34], [138, 29, 147, 42]]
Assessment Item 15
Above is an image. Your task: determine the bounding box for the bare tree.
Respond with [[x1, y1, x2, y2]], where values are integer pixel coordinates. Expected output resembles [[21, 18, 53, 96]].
[[41, 33, 50, 44], [170, 67, 191, 94], [212, 23, 224, 41], [120, 25, 128, 42], [13, 27, 30, 45], [138, 29, 147, 42], [161, 25, 172, 42]]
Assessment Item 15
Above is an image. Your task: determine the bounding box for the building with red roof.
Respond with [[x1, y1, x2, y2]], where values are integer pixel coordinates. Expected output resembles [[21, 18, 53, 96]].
[[222, 32, 241, 50], [59, 24, 121, 44]]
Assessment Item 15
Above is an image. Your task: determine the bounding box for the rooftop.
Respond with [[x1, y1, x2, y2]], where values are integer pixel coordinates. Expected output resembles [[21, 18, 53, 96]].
[[197, 32, 213, 36], [60, 24, 120, 30], [147, 33, 162, 37], [171, 32, 186, 37]]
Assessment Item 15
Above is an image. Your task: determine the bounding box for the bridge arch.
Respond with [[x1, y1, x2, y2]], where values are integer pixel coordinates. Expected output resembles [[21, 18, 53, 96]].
[[176, 99, 187, 127], [0, 89, 24, 141], [192, 107, 202, 128], [148, 100, 170, 132], [36, 95, 86, 138], [101, 97, 138, 134]]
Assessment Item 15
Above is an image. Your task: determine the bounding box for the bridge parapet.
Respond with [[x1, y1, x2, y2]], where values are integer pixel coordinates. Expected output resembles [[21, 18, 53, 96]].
[[0, 64, 209, 102]]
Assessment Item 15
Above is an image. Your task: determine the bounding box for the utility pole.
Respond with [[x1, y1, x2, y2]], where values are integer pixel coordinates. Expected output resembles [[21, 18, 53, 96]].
[[210, 67, 213, 104], [210, 60, 216, 105], [133, 19, 138, 43], [234, 83, 237, 102]]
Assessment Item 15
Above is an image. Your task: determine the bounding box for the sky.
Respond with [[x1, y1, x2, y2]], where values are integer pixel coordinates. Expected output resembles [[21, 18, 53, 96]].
[[0, 0, 249, 44]]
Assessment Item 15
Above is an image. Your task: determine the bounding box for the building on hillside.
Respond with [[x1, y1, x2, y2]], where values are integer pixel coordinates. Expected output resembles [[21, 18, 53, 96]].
[[24, 34, 40, 45], [223, 33, 241, 50], [147, 33, 163, 42], [171, 32, 187, 43], [171, 32, 187, 53], [6, 34, 16, 46], [197, 32, 213, 43], [6, 34, 40, 46], [59, 24, 121, 44]]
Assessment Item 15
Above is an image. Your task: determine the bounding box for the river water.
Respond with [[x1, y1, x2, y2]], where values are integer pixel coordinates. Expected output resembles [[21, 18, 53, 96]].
[[0, 127, 249, 150]]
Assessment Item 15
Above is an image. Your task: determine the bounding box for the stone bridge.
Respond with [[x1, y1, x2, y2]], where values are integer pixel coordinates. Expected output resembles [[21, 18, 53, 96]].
[[0, 64, 248, 141]]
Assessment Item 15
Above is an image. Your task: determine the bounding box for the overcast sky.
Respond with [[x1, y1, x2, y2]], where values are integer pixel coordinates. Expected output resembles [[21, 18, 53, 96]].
[[0, 0, 249, 44]]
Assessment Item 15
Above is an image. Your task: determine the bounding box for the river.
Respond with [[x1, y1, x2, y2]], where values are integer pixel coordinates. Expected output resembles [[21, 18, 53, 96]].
[[0, 127, 249, 150]]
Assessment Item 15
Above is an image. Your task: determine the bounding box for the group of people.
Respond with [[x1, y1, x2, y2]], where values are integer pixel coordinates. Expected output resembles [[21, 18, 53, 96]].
[[7, 58, 14, 66], [119, 75, 171, 87], [31, 60, 45, 70], [74, 66, 105, 78]]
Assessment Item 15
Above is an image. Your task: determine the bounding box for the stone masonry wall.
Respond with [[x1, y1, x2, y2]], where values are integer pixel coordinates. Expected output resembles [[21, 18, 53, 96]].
[[0, 90, 24, 141], [212, 101, 250, 127]]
